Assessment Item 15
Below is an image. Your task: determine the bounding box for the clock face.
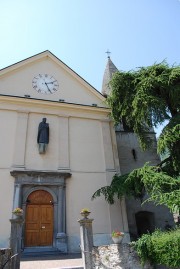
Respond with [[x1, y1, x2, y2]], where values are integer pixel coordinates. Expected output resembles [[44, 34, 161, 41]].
[[32, 74, 59, 94]]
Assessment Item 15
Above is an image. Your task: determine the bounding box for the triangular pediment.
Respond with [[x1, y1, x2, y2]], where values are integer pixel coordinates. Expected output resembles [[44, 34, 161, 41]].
[[0, 51, 106, 107]]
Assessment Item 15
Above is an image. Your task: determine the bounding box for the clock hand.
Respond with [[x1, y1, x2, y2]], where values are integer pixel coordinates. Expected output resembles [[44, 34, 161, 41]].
[[45, 82, 52, 93], [46, 81, 56, 84]]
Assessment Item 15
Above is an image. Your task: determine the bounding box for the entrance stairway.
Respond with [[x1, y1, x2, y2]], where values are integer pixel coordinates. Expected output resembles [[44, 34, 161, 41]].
[[20, 251, 83, 269], [22, 247, 61, 257]]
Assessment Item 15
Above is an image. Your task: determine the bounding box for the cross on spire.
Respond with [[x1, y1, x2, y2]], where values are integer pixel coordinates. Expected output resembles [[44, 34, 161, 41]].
[[105, 49, 111, 58]]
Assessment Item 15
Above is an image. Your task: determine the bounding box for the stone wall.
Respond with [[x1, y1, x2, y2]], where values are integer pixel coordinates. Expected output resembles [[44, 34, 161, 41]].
[[92, 243, 152, 269], [0, 248, 12, 269], [116, 131, 174, 239]]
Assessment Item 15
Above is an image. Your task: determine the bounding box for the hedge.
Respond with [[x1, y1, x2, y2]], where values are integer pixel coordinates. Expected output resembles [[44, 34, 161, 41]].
[[133, 227, 180, 268]]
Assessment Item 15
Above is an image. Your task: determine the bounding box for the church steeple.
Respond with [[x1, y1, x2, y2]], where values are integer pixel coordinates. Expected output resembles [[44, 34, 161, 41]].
[[101, 53, 118, 97]]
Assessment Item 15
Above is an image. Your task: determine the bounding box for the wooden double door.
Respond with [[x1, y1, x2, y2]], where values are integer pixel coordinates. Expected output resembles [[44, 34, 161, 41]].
[[25, 190, 54, 247]]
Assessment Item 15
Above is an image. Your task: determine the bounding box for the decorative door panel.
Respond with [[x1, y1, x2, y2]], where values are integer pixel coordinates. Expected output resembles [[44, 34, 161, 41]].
[[39, 205, 53, 246], [25, 205, 40, 246], [25, 230, 40, 247]]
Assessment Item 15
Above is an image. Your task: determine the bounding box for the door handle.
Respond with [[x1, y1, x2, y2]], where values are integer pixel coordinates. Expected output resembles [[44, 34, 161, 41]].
[[41, 226, 45, 229]]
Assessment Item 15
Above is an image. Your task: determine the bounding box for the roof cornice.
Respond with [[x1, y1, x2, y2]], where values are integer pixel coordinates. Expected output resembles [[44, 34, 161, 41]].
[[0, 94, 110, 114]]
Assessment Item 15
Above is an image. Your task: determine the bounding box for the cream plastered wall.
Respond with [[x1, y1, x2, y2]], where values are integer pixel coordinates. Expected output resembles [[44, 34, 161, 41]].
[[0, 110, 17, 167], [0, 52, 128, 247], [25, 114, 107, 171], [0, 171, 14, 247], [0, 52, 105, 107], [0, 99, 124, 246], [66, 173, 127, 235], [0, 110, 17, 247], [69, 117, 105, 171]]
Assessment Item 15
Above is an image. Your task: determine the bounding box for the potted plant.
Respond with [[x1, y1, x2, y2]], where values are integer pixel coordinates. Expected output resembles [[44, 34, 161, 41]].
[[111, 230, 124, 244], [12, 208, 23, 217], [80, 208, 91, 219]]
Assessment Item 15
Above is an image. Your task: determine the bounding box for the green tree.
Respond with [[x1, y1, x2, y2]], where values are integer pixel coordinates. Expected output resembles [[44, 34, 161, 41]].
[[92, 61, 180, 213]]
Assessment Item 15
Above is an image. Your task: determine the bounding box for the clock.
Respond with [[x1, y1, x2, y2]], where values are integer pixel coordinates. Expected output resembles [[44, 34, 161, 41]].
[[32, 74, 59, 94]]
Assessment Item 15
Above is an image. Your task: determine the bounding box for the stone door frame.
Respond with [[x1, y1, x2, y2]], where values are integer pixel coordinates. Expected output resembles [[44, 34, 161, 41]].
[[10, 170, 71, 253]]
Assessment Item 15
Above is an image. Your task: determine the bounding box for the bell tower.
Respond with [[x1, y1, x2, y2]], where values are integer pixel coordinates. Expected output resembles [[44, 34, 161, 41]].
[[101, 51, 118, 97], [101, 53, 174, 240]]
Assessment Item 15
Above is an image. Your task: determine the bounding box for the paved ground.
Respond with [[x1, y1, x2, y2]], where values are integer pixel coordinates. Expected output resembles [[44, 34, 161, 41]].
[[20, 254, 83, 269]]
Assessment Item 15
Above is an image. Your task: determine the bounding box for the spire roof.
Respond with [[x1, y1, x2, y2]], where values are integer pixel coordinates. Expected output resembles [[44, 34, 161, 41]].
[[101, 56, 118, 96]]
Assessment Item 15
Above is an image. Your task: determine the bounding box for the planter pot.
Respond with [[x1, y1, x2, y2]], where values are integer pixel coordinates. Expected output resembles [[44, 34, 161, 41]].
[[13, 212, 23, 217], [112, 236, 123, 244], [80, 211, 91, 219]]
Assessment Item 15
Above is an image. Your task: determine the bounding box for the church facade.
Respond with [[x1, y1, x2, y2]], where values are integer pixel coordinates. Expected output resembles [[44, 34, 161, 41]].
[[0, 51, 174, 253], [0, 51, 129, 253]]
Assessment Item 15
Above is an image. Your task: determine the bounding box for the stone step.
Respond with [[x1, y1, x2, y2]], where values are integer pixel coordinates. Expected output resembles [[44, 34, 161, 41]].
[[21, 252, 83, 269], [22, 251, 61, 257], [22, 247, 62, 257], [23, 247, 59, 252]]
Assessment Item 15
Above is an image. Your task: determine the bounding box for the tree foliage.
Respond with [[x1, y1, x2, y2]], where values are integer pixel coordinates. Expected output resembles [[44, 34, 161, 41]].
[[92, 61, 180, 212], [92, 163, 180, 212], [133, 228, 180, 268], [107, 61, 180, 151]]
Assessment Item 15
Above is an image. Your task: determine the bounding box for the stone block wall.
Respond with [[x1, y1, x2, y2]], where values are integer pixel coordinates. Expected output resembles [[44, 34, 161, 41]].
[[116, 131, 174, 239], [0, 248, 12, 269], [92, 243, 152, 269]]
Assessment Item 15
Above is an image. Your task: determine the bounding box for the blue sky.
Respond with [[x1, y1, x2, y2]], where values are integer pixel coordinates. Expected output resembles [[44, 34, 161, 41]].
[[1, 0, 180, 135]]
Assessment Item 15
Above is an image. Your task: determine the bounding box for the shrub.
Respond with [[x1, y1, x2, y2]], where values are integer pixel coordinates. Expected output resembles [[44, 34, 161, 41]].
[[133, 228, 180, 268]]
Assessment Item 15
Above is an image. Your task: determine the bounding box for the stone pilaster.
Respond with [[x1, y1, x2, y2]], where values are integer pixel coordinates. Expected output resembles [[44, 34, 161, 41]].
[[101, 120, 130, 240], [57, 186, 64, 232], [12, 184, 22, 214], [101, 120, 115, 173], [58, 116, 70, 172], [110, 121, 120, 173], [56, 185, 67, 252], [12, 111, 29, 169]]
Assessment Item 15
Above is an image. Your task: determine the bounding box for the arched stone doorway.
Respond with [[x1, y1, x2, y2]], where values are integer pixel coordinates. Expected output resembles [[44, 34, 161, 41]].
[[25, 190, 54, 247], [11, 170, 71, 253]]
